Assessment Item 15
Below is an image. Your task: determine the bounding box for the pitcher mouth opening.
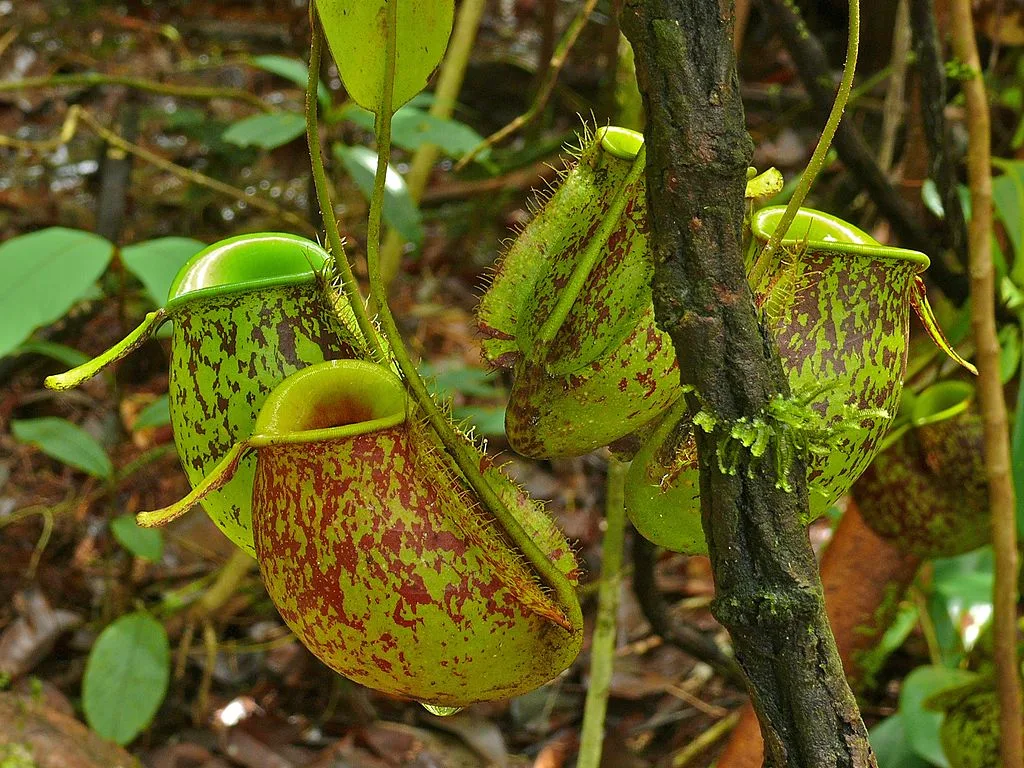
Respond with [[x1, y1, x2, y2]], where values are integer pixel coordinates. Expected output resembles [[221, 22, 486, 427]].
[[166, 233, 332, 311], [751, 206, 931, 273], [251, 360, 408, 445]]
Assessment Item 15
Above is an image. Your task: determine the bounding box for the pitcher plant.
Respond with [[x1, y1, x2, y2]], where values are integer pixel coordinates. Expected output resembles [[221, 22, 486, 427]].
[[136, 360, 583, 708], [45, 233, 366, 555]]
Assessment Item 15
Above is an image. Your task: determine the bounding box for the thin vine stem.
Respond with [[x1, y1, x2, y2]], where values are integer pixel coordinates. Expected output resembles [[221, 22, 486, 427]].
[[305, 23, 387, 362], [352, 2, 581, 629], [750, 0, 860, 283], [576, 457, 628, 768]]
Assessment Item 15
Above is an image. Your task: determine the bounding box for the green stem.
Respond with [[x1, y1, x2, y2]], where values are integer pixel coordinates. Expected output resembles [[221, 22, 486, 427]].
[[535, 146, 647, 349], [576, 457, 628, 768], [362, 1, 580, 630], [751, 0, 860, 283], [305, 22, 387, 362], [379, 0, 487, 285]]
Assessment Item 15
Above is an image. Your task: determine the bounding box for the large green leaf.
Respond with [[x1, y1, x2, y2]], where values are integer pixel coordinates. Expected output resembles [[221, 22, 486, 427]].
[[121, 237, 205, 305], [222, 112, 307, 150], [82, 612, 170, 744], [315, 0, 454, 114], [11, 417, 113, 480], [250, 54, 330, 109], [333, 143, 424, 244], [0, 228, 114, 358]]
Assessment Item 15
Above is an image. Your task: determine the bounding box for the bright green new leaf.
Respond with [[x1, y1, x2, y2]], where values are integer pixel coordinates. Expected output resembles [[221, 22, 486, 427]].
[[121, 237, 206, 305], [0, 227, 114, 358], [315, 0, 455, 114], [334, 143, 424, 245], [250, 54, 330, 109], [110, 514, 164, 561], [12, 417, 113, 480], [134, 394, 171, 429], [83, 612, 170, 744], [223, 112, 308, 150]]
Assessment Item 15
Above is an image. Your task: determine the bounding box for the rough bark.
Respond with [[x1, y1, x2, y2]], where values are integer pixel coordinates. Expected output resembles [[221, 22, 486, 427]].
[[619, 1, 875, 765], [719, 501, 922, 767]]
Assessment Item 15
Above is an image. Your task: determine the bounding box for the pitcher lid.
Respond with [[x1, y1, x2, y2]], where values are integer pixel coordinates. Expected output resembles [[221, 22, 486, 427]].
[[166, 233, 331, 310]]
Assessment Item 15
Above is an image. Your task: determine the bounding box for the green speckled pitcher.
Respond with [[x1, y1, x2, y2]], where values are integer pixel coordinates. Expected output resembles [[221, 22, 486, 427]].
[[46, 233, 364, 555], [137, 360, 583, 707], [625, 206, 975, 553]]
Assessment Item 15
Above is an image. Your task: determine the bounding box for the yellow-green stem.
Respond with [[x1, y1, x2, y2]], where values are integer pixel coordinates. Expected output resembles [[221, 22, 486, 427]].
[[750, 0, 860, 286], [577, 457, 628, 768], [361, 1, 581, 629]]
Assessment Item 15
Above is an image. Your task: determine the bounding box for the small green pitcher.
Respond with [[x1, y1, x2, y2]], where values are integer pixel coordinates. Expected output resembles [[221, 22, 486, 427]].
[[46, 233, 364, 555], [138, 360, 583, 707]]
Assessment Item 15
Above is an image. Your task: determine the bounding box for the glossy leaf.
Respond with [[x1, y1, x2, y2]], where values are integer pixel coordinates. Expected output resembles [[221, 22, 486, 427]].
[[121, 237, 206, 305], [82, 612, 170, 744], [223, 112, 307, 150], [334, 143, 424, 244], [12, 417, 113, 480], [250, 54, 330, 108], [110, 514, 164, 561], [0, 227, 114, 358], [315, 0, 454, 113]]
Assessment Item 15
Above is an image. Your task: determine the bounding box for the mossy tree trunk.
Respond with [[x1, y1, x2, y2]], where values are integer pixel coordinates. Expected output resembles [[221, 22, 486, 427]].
[[618, 1, 876, 765]]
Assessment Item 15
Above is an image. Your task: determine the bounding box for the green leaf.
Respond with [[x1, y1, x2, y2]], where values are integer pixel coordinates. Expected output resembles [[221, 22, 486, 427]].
[[134, 394, 171, 429], [870, 714, 932, 768], [315, 0, 455, 114], [11, 341, 90, 368], [12, 417, 113, 480], [222, 112, 307, 150], [420, 362, 502, 398], [110, 514, 164, 561], [82, 612, 170, 744], [250, 54, 330, 109], [121, 237, 206, 305], [0, 228, 114, 358], [340, 103, 488, 159], [899, 665, 977, 767], [333, 143, 424, 244]]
